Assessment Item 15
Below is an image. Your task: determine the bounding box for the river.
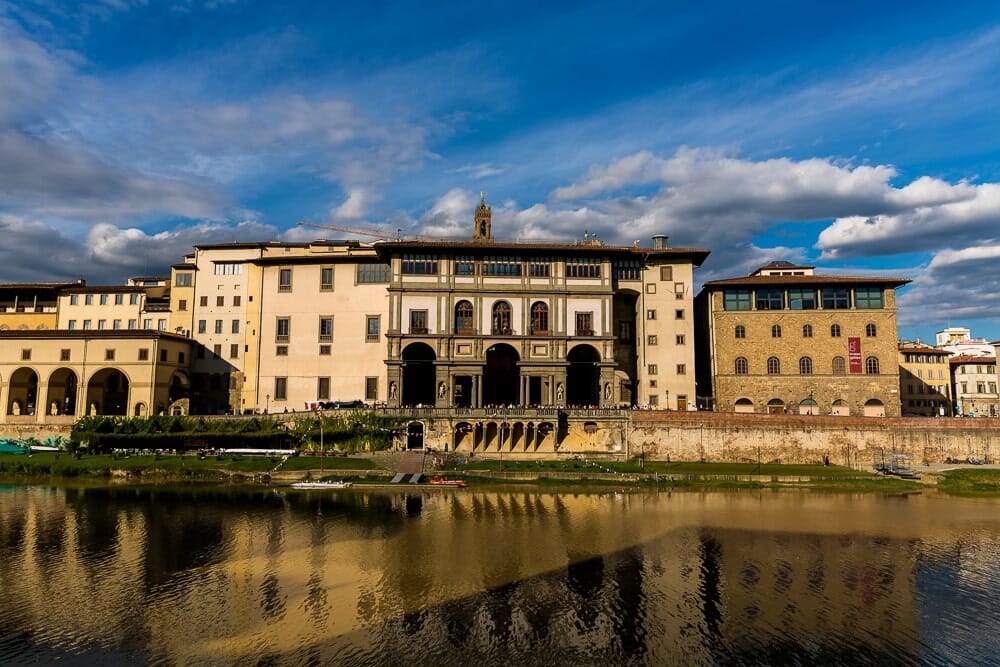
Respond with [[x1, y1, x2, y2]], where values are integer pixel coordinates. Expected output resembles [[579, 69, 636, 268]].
[[0, 483, 996, 666]]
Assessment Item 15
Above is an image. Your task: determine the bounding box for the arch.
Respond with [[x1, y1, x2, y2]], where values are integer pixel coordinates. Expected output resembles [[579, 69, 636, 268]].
[[453, 421, 474, 451], [85, 368, 130, 416], [46, 367, 78, 416], [832, 356, 846, 375], [402, 343, 437, 406], [830, 323, 841, 337], [863, 398, 885, 417], [799, 357, 813, 375], [798, 397, 819, 415], [169, 371, 190, 404], [802, 324, 813, 338], [134, 402, 147, 417], [530, 301, 549, 335], [865, 356, 880, 375], [734, 357, 748, 375], [734, 398, 754, 414], [566, 344, 600, 406], [767, 356, 780, 375], [866, 323, 877, 337], [406, 421, 425, 450], [831, 399, 850, 416], [766, 398, 785, 415], [491, 300, 512, 335], [536, 422, 556, 450], [734, 324, 746, 339], [454, 300, 474, 335], [7, 367, 38, 416], [771, 324, 782, 338], [483, 343, 520, 406]]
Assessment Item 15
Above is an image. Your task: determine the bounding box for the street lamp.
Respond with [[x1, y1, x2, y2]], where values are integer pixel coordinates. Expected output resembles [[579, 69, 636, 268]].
[[265, 394, 270, 415]]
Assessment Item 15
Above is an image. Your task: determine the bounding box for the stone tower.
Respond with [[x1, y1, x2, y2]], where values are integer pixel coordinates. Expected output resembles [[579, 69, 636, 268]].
[[472, 192, 493, 242]]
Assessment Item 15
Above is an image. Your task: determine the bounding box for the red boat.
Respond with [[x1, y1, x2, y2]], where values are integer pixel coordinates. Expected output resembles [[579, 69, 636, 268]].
[[429, 477, 467, 487]]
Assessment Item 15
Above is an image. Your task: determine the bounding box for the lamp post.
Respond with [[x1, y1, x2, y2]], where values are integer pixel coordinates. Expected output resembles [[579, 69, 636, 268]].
[[265, 394, 270, 415]]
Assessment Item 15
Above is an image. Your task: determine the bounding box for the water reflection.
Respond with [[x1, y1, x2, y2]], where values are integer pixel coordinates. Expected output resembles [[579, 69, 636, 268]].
[[0, 485, 997, 665]]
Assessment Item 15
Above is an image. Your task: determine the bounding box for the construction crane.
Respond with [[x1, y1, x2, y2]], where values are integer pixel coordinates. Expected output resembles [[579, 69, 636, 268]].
[[297, 220, 400, 240]]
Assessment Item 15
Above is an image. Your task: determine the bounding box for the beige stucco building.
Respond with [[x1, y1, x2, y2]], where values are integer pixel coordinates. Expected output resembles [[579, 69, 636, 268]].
[[695, 261, 909, 417], [950, 354, 998, 418], [897, 343, 952, 417]]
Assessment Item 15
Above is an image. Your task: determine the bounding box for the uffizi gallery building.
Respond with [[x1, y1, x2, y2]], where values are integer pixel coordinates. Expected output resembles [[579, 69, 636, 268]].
[[0, 198, 911, 428]]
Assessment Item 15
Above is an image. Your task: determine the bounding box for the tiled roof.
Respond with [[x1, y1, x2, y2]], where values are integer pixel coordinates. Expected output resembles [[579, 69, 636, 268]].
[[950, 354, 996, 364], [703, 274, 910, 288], [375, 240, 710, 264]]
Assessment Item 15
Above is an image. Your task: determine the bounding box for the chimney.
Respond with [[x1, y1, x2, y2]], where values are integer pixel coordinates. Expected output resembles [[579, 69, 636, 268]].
[[651, 234, 668, 249]]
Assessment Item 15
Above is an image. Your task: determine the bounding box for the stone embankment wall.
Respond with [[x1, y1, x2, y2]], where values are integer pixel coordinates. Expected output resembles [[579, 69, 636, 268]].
[[629, 412, 998, 465], [0, 424, 72, 441]]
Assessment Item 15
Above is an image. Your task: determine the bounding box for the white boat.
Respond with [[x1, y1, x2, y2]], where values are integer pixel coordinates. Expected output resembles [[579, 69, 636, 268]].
[[290, 480, 353, 489]]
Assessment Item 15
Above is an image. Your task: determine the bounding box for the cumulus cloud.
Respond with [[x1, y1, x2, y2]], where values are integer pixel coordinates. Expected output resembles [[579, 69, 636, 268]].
[[896, 245, 1000, 328]]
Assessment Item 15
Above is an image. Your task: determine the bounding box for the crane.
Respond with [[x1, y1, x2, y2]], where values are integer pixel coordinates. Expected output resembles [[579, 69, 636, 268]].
[[296, 220, 401, 240]]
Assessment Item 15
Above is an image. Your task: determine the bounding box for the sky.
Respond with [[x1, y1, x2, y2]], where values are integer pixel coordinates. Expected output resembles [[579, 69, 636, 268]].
[[2, 0, 1000, 343]]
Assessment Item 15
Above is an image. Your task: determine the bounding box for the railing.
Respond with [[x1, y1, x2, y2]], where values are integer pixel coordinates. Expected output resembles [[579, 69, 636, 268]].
[[491, 327, 513, 335], [410, 326, 428, 335], [575, 329, 594, 336], [378, 406, 629, 419]]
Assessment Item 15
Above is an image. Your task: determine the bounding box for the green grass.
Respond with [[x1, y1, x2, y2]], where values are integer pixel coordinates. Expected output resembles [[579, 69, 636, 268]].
[[451, 458, 873, 478], [936, 468, 1000, 495]]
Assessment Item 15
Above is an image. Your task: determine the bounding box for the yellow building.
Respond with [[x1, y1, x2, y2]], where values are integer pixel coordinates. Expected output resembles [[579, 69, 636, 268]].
[[695, 261, 909, 416], [897, 343, 952, 417]]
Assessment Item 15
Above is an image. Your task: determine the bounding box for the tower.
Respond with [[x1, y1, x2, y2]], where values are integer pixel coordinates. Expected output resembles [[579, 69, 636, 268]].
[[472, 192, 492, 242]]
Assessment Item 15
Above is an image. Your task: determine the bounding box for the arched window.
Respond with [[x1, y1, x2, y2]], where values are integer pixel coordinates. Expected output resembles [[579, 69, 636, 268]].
[[767, 357, 781, 374], [866, 356, 880, 374], [831, 324, 841, 337], [832, 356, 846, 375], [530, 302, 549, 335], [735, 324, 746, 339], [799, 356, 813, 375], [771, 324, 782, 338], [803, 324, 813, 338], [454, 300, 473, 334], [866, 323, 877, 337], [492, 301, 512, 335], [735, 357, 749, 375]]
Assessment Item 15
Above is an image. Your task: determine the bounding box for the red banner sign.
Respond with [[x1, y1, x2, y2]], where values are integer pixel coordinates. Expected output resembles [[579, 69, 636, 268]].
[[848, 337, 862, 373]]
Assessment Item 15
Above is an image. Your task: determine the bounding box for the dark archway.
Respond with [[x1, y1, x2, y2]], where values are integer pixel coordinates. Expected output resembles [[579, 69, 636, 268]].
[[483, 344, 520, 406], [7, 367, 38, 415], [46, 367, 77, 416], [406, 421, 425, 450], [86, 368, 130, 416], [402, 343, 437, 406], [566, 345, 600, 406]]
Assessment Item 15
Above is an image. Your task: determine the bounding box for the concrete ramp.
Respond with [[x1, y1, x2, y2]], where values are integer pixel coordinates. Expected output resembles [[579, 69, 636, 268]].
[[396, 450, 425, 475]]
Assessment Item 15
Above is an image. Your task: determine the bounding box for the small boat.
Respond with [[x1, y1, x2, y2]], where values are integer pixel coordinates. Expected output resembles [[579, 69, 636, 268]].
[[428, 477, 467, 487], [290, 480, 353, 489]]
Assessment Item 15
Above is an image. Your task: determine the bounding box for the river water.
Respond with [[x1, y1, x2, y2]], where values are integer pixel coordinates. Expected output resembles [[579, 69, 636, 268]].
[[0, 483, 996, 666]]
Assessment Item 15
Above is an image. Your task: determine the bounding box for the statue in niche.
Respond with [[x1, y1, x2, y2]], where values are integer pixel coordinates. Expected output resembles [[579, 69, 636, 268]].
[[438, 382, 448, 398], [555, 383, 564, 402], [389, 381, 398, 400], [604, 383, 612, 401]]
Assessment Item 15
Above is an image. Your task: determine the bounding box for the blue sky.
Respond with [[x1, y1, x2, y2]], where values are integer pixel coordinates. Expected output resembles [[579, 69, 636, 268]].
[[2, 0, 1000, 343]]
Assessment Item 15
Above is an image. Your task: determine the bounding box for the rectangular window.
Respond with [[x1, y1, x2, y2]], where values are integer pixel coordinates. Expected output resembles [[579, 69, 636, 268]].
[[648, 335, 658, 345], [198, 320, 207, 334], [482, 256, 523, 277], [68, 320, 77, 330], [60, 349, 71, 361], [178, 299, 187, 311], [274, 377, 287, 400], [138, 349, 149, 361], [99, 294, 108, 305], [158, 319, 166, 330], [575, 312, 593, 336], [617, 320, 632, 341], [200, 296, 208, 307], [175, 272, 193, 287], [70, 295, 79, 305], [320, 266, 334, 291], [788, 288, 817, 310], [648, 364, 657, 375], [212, 344, 222, 358], [178, 352, 185, 364], [276, 317, 290, 342], [357, 262, 391, 283], [214, 320, 223, 334], [401, 254, 438, 275], [528, 259, 552, 277], [455, 255, 477, 276], [160, 349, 168, 362], [676, 364, 687, 375], [723, 289, 752, 311], [21, 349, 31, 360], [85, 294, 93, 305], [130, 293, 139, 305], [854, 287, 884, 309], [318, 377, 331, 400], [114, 294, 123, 305], [674, 282, 685, 299], [649, 379, 657, 388], [647, 309, 656, 320], [105, 349, 115, 361], [660, 266, 673, 281], [278, 268, 292, 291], [614, 260, 641, 280], [231, 319, 240, 334], [821, 287, 850, 310], [230, 344, 239, 359], [216, 296, 224, 307], [410, 309, 428, 334], [128, 319, 137, 330], [675, 309, 685, 320], [566, 257, 601, 278], [649, 394, 659, 406], [646, 284, 656, 294], [366, 315, 380, 342], [214, 262, 242, 275], [319, 344, 331, 355], [83, 319, 91, 329], [676, 334, 686, 345], [365, 377, 379, 401], [97, 319, 106, 330], [113, 319, 121, 330], [755, 288, 784, 310], [319, 316, 333, 341], [233, 295, 241, 307]]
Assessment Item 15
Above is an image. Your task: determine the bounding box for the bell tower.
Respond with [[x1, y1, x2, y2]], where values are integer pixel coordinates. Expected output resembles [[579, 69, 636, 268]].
[[472, 192, 493, 242]]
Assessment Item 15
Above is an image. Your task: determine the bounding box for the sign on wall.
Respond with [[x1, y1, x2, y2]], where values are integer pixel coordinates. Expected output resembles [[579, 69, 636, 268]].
[[848, 337, 862, 373]]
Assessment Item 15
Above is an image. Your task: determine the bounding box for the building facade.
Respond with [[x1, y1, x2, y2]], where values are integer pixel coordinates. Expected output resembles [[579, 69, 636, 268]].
[[897, 343, 952, 417], [950, 354, 998, 417], [695, 261, 909, 417]]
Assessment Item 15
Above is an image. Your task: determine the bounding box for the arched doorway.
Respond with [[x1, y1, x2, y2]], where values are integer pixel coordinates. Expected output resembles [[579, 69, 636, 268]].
[[863, 398, 885, 417], [734, 398, 754, 414], [406, 421, 425, 450], [766, 398, 785, 415], [831, 399, 849, 416], [566, 345, 600, 406], [168, 371, 191, 415], [86, 368, 130, 416], [7, 367, 38, 415], [483, 344, 520, 406], [453, 422, 474, 451], [799, 397, 819, 415], [402, 343, 437, 406], [46, 368, 77, 416]]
